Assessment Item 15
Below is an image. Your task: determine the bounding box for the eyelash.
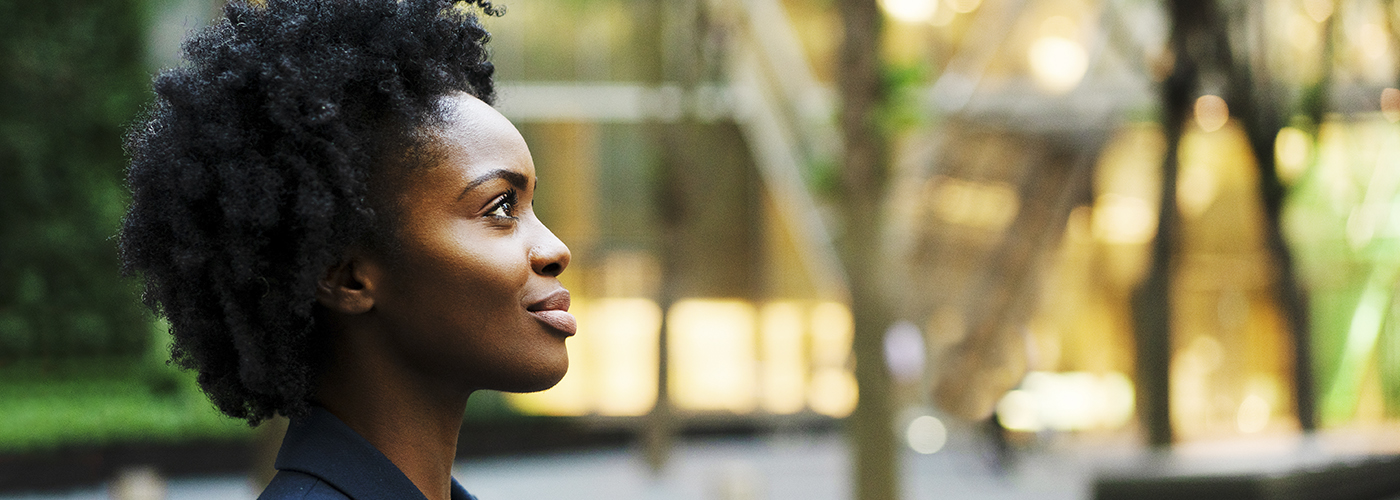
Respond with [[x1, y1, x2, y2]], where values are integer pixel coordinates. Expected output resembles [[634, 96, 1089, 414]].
[[486, 190, 519, 220]]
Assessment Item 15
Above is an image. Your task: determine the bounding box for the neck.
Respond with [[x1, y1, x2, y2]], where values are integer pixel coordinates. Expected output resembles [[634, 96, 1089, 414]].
[[317, 338, 471, 500]]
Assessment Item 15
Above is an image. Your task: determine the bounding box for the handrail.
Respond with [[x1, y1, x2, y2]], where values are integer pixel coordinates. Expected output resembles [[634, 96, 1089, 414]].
[[721, 0, 849, 301]]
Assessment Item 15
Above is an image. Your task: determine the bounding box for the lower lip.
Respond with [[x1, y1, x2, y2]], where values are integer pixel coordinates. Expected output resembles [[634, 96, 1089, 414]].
[[530, 310, 577, 337]]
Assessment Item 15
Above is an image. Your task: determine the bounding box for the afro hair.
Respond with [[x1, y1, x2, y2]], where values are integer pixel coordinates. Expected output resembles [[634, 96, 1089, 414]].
[[120, 0, 500, 425]]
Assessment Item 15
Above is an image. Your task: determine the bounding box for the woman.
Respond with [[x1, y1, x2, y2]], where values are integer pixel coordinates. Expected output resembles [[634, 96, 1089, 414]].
[[119, 1, 572, 499]]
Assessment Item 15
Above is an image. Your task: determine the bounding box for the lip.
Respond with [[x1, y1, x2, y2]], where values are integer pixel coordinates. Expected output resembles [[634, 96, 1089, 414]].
[[527, 289, 576, 337]]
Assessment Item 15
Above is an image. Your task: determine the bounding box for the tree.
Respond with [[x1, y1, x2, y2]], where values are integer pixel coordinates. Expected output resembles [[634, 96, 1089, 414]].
[[836, 1, 900, 499], [0, 0, 152, 362], [1136, 0, 1320, 445]]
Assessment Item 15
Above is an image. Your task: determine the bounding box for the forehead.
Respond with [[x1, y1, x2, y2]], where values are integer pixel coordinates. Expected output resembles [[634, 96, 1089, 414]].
[[426, 92, 532, 172]]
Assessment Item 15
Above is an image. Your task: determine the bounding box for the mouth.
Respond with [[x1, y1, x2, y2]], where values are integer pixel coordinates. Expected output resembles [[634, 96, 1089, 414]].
[[527, 289, 576, 337]]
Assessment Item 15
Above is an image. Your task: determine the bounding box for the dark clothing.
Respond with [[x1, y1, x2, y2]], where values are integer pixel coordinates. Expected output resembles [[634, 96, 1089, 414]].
[[258, 407, 478, 500]]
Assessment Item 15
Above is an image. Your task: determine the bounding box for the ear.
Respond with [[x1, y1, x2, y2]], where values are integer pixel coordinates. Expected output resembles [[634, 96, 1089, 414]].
[[315, 251, 381, 315]]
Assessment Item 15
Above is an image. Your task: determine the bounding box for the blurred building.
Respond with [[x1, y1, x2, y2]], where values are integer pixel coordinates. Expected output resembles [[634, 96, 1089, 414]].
[[7, 0, 1400, 480], [481, 0, 1400, 451]]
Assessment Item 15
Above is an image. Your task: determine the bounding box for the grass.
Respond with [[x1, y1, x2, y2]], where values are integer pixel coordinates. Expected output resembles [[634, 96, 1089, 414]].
[[0, 322, 253, 453], [0, 357, 253, 453]]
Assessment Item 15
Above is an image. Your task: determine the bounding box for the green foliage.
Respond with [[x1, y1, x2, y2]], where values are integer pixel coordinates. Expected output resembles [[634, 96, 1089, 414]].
[[806, 157, 842, 201], [877, 60, 931, 136], [0, 322, 252, 452], [1283, 117, 1400, 424], [0, 0, 153, 358], [0, 361, 253, 452], [804, 61, 930, 203]]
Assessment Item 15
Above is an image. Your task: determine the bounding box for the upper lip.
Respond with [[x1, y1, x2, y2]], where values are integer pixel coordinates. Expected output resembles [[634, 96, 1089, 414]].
[[527, 288, 570, 312]]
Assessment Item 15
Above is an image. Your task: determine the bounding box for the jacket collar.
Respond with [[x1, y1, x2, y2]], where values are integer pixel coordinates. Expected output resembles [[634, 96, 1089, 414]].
[[274, 406, 474, 500]]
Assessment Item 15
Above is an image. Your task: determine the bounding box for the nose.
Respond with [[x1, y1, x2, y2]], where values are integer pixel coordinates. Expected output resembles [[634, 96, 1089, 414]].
[[530, 222, 570, 277]]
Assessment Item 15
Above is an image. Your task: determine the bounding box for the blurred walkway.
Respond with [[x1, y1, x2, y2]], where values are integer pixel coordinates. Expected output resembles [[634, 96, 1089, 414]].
[[455, 431, 1089, 500], [0, 430, 1095, 500]]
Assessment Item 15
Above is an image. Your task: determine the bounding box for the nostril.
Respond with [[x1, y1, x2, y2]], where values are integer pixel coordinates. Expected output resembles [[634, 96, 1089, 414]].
[[540, 262, 562, 277]]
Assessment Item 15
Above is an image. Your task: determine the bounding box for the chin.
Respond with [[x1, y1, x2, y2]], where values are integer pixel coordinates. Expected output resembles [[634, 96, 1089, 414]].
[[492, 355, 569, 394], [497, 374, 565, 394]]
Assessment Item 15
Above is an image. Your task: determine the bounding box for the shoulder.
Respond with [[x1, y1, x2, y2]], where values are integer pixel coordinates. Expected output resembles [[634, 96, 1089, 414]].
[[258, 470, 352, 500]]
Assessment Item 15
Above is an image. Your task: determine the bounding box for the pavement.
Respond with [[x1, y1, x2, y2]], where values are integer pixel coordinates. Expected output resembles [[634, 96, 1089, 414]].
[[0, 428, 1097, 500], [14, 422, 1400, 500], [455, 432, 1092, 500]]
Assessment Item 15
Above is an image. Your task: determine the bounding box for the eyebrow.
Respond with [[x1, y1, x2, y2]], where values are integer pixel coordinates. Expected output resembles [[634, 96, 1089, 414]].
[[457, 169, 530, 200]]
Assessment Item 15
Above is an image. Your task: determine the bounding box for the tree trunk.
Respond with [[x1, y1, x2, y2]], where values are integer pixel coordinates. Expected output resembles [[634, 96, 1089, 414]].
[[1134, 0, 1205, 448], [1223, 4, 1318, 431], [836, 1, 899, 499]]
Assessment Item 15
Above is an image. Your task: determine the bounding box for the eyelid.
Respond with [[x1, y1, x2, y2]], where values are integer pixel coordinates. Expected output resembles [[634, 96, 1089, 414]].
[[484, 190, 519, 219]]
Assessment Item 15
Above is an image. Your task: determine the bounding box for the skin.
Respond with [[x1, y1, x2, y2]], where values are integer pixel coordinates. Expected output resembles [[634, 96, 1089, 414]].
[[313, 92, 573, 500]]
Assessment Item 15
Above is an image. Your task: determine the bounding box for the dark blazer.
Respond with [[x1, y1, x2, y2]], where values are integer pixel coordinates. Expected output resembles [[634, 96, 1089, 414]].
[[258, 406, 479, 500]]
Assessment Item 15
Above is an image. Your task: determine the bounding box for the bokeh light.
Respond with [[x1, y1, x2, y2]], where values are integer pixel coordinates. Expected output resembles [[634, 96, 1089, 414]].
[[1360, 23, 1389, 62], [1194, 95, 1229, 132], [905, 415, 948, 454], [995, 372, 1135, 432], [928, 177, 1020, 230], [879, 0, 938, 24], [996, 389, 1042, 432], [759, 302, 808, 415], [1275, 126, 1312, 182], [1383, 88, 1400, 123], [883, 320, 925, 383], [669, 300, 759, 413], [1091, 193, 1157, 245], [809, 368, 859, 417], [589, 299, 663, 416], [1236, 394, 1271, 434], [809, 302, 858, 417], [1176, 162, 1219, 219], [1028, 17, 1088, 94]]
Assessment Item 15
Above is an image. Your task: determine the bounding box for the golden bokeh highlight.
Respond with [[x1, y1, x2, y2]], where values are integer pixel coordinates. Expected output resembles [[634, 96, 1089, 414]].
[[1193, 95, 1229, 132], [1360, 23, 1389, 62], [1027, 16, 1088, 94], [878, 0, 937, 24], [668, 300, 760, 413], [927, 177, 1019, 230], [995, 371, 1135, 432], [759, 302, 809, 415], [809, 302, 857, 417], [1275, 127, 1312, 183]]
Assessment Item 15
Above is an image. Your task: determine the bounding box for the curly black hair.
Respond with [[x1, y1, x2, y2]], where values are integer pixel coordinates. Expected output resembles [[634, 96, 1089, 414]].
[[120, 0, 501, 425]]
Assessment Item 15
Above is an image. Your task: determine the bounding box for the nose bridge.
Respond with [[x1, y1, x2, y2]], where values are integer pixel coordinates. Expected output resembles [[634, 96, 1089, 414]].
[[528, 214, 570, 275]]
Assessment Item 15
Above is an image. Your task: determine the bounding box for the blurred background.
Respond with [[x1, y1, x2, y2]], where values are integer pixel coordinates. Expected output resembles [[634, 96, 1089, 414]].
[[4, 0, 1400, 498]]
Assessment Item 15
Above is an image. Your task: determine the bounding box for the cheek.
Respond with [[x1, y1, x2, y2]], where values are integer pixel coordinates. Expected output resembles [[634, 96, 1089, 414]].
[[441, 235, 532, 308], [381, 237, 537, 354], [374, 218, 566, 390], [398, 226, 524, 293], [391, 243, 525, 329]]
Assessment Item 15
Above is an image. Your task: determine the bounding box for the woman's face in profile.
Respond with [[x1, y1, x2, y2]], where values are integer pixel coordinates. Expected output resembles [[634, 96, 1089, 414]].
[[362, 92, 574, 394]]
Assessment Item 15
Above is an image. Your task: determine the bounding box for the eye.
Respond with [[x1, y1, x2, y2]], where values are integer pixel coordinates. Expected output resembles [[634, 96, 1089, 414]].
[[485, 190, 518, 219]]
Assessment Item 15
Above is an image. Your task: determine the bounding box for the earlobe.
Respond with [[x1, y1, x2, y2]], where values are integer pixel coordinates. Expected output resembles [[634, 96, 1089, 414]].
[[315, 255, 378, 314]]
